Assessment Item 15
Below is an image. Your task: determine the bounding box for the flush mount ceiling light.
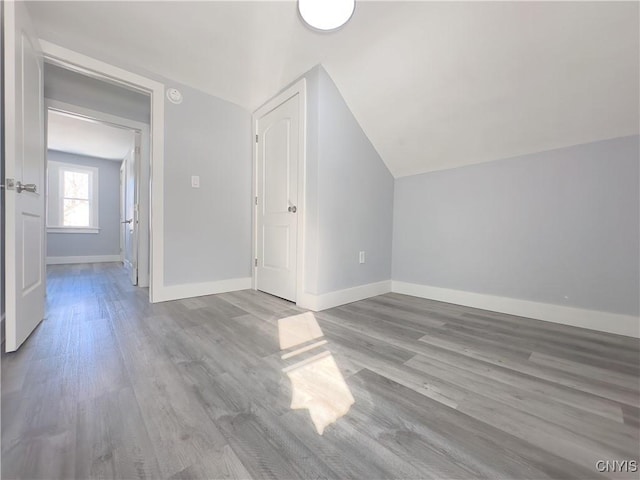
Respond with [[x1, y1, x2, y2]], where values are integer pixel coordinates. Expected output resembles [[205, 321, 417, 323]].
[[299, 0, 355, 31]]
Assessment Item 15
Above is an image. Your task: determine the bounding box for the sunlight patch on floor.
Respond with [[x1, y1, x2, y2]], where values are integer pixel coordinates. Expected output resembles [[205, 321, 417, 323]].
[[278, 312, 355, 435]]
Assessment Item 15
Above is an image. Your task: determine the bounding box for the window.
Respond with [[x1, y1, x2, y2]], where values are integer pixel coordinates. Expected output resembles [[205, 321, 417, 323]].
[[47, 161, 99, 233]]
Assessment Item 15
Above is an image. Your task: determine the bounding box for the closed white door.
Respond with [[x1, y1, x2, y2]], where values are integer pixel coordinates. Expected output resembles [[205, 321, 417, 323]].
[[3, 1, 46, 352], [123, 133, 140, 285], [256, 94, 300, 301]]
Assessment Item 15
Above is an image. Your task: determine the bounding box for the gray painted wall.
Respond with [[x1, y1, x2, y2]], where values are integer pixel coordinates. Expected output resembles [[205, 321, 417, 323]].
[[392, 135, 640, 316], [304, 66, 394, 294], [44, 63, 150, 123], [302, 67, 321, 294], [163, 84, 252, 285], [47, 151, 122, 258]]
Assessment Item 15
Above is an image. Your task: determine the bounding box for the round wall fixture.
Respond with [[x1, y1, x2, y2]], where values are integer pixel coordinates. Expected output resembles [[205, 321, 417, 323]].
[[298, 0, 355, 31], [166, 88, 183, 104]]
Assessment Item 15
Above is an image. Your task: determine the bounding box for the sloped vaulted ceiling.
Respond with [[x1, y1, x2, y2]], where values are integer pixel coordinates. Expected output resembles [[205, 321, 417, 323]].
[[28, 1, 639, 177]]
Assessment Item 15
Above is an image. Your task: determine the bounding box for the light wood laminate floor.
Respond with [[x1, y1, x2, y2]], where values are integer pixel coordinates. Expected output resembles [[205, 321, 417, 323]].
[[2, 263, 639, 479]]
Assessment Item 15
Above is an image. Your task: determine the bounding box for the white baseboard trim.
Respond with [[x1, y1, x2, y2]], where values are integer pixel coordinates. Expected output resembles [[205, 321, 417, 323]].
[[392, 281, 640, 338], [298, 280, 391, 312], [154, 277, 252, 303], [46, 255, 122, 265]]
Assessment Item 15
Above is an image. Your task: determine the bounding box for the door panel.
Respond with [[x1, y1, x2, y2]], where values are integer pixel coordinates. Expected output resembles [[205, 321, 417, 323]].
[[4, 1, 46, 352], [263, 225, 290, 269], [123, 134, 139, 285], [22, 213, 43, 292], [264, 119, 291, 213], [120, 162, 125, 262], [256, 94, 299, 301]]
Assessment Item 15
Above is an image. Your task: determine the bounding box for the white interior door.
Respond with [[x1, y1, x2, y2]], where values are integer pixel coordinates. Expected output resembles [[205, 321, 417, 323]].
[[256, 94, 300, 301], [123, 133, 140, 285], [3, 1, 46, 352]]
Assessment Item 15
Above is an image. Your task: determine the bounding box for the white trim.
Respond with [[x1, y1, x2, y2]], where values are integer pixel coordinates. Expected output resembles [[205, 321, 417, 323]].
[[47, 227, 100, 234], [392, 281, 640, 338], [298, 280, 391, 312], [153, 277, 253, 303], [46, 99, 149, 133], [252, 78, 307, 305], [46, 255, 121, 265], [40, 41, 165, 302], [120, 161, 126, 262]]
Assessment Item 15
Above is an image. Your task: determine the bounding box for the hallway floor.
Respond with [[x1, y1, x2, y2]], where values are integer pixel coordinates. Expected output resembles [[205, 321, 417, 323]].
[[1, 263, 638, 479]]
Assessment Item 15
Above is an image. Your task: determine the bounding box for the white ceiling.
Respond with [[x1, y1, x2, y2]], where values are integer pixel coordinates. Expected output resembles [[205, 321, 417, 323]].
[[48, 110, 135, 160], [29, 1, 639, 177]]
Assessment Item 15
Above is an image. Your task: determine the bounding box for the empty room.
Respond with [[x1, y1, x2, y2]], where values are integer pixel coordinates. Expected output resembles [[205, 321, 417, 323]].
[[1, 1, 638, 479]]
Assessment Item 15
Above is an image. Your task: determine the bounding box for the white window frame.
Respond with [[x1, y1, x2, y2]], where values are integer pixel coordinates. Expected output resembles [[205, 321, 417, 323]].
[[47, 160, 100, 234]]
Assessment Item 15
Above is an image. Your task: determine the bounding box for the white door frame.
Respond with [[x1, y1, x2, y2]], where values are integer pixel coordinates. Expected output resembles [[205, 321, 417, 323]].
[[45, 99, 150, 287], [252, 79, 307, 305], [40, 41, 166, 302], [119, 161, 125, 263]]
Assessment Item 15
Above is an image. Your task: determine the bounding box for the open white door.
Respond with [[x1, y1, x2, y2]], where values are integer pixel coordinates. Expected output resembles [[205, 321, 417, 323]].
[[123, 133, 140, 285], [119, 161, 125, 262], [3, 1, 46, 352], [256, 94, 300, 301]]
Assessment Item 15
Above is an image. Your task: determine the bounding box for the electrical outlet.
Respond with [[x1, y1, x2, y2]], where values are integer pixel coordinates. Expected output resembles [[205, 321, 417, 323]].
[[191, 175, 200, 188], [359, 251, 365, 264]]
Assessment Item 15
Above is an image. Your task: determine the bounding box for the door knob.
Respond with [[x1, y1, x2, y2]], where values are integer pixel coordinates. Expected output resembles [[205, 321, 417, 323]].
[[16, 182, 37, 193], [121, 219, 133, 224], [288, 205, 297, 213]]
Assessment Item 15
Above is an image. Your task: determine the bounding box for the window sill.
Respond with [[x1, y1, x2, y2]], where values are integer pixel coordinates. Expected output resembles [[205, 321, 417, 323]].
[[47, 227, 100, 234]]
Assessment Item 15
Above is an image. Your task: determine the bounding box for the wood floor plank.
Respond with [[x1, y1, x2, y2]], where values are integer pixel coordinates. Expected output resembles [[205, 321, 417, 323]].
[[405, 354, 638, 457], [315, 314, 417, 365], [418, 331, 640, 408], [215, 410, 326, 480], [2, 263, 638, 480], [278, 407, 428, 480], [168, 444, 253, 480], [528, 351, 640, 390], [75, 387, 162, 479], [114, 331, 228, 478], [440, 321, 639, 376], [406, 343, 633, 421], [2, 427, 77, 480], [349, 368, 601, 480], [325, 339, 464, 408]]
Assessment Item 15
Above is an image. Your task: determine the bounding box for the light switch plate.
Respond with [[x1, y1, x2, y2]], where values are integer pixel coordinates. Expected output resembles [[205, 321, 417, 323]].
[[359, 251, 365, 264], [191, 175, 200, 188]]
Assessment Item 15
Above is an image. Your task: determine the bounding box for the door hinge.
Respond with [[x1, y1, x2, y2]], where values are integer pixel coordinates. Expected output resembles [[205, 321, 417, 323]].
[[255, 196, 258, 205], [134, 146, 141, 155], [255, 258, 258, 267], [255, 134, 259, 143]]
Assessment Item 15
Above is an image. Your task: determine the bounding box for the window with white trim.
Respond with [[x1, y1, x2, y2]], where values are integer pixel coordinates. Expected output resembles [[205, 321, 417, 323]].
[[47, 161, 100, 233]]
